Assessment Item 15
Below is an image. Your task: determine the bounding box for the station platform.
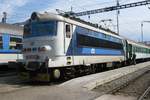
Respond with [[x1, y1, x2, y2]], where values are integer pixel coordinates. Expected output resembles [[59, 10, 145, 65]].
[[60, 62, 150, 91], [1, 62, 150, 100]]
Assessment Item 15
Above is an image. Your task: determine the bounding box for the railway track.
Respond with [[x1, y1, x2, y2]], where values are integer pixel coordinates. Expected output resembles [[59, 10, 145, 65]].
[[103, 72, 142, 95], [107, 70, 150, 95], [93, 67, 150, 99], [0, 66, 17, 77], [0, 74, 60, 94], [0, 69, 17, 77], [0, 72, 17, 77], [138, 87, 150, 100], [107, 70, 150, 99]]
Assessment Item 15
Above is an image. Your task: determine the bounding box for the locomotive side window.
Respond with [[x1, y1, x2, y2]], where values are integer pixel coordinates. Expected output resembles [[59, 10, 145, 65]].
[[0, 36, 3, 49], [66, 24, 71, 38], [9, 37, 22, 50], [77, 34, 123, 50]]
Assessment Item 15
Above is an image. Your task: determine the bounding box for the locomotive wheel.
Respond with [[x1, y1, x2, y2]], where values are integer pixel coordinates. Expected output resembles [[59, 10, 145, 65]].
[[91, 65, 96, 74], [64, 67, 76, 80], [53, 69, 61, 80]]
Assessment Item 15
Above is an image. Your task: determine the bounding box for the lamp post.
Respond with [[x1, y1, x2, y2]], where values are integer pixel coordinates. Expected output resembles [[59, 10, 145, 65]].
[[116, 0, 120, 34], [1, 12, 7, 23], [141, 22, 143, 42], [141, 21, 150, 42]]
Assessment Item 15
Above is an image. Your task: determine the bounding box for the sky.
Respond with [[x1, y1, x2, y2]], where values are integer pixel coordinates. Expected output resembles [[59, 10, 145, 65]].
[[0, 0, 150, 41]]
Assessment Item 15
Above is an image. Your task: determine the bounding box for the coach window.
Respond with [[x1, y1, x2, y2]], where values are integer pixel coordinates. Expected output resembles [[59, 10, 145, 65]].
[[66, 24, 71, 38], [0, 36, 3, 49], [10, 37, 22, 50]]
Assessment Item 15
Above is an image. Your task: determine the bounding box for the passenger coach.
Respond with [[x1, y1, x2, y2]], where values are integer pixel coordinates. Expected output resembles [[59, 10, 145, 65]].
[[0, 23, 23, 66]]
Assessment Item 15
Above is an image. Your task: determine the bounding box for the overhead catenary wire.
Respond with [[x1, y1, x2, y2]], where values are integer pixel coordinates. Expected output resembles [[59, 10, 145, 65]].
[[74, 0, 150, 16]]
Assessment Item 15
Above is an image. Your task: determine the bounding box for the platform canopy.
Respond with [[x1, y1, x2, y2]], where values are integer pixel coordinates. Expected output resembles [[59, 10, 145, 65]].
[[0, 23, 23, 36]]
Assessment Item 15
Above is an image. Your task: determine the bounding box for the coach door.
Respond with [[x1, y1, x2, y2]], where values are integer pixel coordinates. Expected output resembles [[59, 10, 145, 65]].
[[129, 44, 133, 60]]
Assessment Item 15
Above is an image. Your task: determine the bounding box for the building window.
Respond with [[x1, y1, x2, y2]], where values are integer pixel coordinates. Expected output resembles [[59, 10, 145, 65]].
[[0, 36, 3, 49], [9, 37, 22, 50], [66, 24, 71, 38]]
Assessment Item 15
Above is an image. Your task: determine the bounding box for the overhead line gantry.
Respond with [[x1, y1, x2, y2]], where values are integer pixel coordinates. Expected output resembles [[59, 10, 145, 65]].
[[73, 0, 150, 16]]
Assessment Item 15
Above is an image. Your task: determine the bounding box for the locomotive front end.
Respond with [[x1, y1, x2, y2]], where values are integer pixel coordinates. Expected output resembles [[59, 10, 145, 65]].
[[20, 12, 59, 81]]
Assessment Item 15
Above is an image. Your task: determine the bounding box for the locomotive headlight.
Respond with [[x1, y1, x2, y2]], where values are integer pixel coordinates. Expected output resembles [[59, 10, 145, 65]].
[[39, 45, 52, 52]]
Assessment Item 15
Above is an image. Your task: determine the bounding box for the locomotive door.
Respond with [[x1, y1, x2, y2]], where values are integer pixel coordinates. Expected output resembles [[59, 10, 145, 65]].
[[123, 40, 128, 61], [64, 23, 74, 65]]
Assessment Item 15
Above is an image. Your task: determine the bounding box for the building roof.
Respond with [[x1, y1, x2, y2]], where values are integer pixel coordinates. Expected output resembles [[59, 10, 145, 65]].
[[0, 23, 23, 36]]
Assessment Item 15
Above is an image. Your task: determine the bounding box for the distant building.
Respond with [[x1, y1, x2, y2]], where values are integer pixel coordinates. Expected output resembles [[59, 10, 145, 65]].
[[143, 41, 150, 46], [139, 41, 150, 46]]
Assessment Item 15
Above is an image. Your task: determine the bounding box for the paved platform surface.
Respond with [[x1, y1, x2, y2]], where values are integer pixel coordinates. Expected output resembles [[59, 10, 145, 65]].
[[0, 62, 150, 100], [60, 62, 150, 91], [95, 94, 136, 100]]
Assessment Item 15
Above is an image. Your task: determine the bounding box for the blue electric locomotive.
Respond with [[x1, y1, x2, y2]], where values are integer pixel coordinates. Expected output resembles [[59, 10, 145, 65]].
[[19, 12, 150, 81]]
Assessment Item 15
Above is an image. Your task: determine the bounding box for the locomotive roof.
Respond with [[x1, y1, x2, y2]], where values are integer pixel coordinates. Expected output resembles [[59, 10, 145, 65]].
[[30, 12, 122, 39], [0, 23, 23, 36]]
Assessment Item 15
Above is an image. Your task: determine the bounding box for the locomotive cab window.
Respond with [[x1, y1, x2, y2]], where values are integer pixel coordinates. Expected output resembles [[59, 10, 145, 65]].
[[24, 24, 31, 35], [0, 36, 3, 49], [66, 24, 71, 38]]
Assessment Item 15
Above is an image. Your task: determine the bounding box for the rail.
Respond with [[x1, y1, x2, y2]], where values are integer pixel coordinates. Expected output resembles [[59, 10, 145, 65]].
[[104, 70, 150, 94], [138, 86, 150, 100]]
